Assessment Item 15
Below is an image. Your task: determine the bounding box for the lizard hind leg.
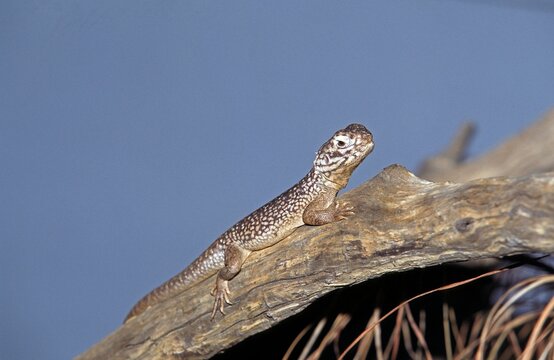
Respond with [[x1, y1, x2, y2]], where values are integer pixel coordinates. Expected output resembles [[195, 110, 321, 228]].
[[210, 243, 251, 319]]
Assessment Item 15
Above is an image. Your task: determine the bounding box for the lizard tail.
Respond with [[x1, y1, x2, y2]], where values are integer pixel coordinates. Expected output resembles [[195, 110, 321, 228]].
[[124, 271, 192, 323], [124, 244, 224, 323]]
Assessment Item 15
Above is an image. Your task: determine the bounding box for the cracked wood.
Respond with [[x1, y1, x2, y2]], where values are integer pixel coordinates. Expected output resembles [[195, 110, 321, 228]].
[[76, 165, 554, 360]]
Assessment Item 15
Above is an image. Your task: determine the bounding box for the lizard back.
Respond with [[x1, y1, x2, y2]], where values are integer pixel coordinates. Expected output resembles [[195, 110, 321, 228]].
[[125, 170, 322, 321], [124, 124, 374, 321]]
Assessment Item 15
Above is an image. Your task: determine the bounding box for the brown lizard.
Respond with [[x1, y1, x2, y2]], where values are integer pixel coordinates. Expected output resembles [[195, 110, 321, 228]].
[[125, 124, 374, 322]]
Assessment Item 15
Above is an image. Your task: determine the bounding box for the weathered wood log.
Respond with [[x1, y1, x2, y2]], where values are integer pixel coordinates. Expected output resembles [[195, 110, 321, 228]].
[[76, 166, 554, 360], [418, 109, 554, 182]]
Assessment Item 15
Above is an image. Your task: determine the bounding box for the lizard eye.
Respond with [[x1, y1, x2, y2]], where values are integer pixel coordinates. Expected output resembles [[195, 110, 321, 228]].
[[335, 135, 351, 149]]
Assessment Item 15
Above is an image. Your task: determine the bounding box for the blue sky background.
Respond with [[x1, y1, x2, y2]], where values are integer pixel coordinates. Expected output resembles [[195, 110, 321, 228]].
[[2, 1, 554, 359]]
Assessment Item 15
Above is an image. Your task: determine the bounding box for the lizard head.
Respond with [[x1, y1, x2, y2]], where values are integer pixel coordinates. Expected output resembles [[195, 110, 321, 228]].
[[313, 123, 374, 189]]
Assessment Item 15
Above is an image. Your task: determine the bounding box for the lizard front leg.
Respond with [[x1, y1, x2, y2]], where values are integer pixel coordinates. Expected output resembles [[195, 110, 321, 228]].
[[302, 191, 354, 226], [211, 243, 251, 319]]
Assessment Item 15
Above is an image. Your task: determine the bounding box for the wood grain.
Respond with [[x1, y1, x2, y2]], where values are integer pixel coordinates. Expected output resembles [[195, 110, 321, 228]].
[[418, 109, 554, 182], [76, 165, 554, 359]]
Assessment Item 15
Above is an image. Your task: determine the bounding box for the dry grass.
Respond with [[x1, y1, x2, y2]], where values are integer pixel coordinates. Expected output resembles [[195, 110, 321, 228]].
[[284, 264, 554, 360]]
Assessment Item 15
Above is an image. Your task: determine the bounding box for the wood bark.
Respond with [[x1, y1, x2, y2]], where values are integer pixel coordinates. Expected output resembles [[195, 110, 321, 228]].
[[77, 165, 554, 359]]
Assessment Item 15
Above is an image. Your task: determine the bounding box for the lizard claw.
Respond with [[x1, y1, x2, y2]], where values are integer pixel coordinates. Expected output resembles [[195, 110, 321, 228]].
[[211, 279, 233, 320], [334, 201, 355, 221]]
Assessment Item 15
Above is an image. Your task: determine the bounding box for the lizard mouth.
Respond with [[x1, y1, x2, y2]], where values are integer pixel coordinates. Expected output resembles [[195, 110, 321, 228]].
[[360, 139, 374, 155], [366, 141, 374, 151]]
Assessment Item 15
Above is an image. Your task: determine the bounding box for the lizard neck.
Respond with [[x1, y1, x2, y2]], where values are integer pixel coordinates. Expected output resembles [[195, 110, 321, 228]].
[[311, 168, 349, 191]]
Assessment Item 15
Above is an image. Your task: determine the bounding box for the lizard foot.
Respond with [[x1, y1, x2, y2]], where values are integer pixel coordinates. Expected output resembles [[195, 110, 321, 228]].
[[334, 201, 355, 221], [210, 278, 233, 320]]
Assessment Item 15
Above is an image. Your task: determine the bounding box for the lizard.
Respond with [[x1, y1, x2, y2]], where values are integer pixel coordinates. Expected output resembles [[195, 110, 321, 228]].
[[124, 123, 374, 322]]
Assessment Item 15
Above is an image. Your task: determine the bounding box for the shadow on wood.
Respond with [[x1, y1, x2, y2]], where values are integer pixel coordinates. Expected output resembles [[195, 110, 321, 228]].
[[76, 164, 554, 360]]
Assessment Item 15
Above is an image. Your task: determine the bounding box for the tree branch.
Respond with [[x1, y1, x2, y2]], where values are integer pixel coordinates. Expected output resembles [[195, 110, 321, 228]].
[[417, 121, 476, 179], [418, 109, 554, 182], [77, 166, 554, 360]]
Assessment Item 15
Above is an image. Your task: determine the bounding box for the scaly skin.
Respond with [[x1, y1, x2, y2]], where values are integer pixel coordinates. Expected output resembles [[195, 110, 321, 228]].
[[125, 124, 374, 322]]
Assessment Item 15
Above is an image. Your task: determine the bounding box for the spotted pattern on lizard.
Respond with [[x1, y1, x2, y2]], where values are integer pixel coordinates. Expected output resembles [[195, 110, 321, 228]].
[[125, 123, 374, 322]]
